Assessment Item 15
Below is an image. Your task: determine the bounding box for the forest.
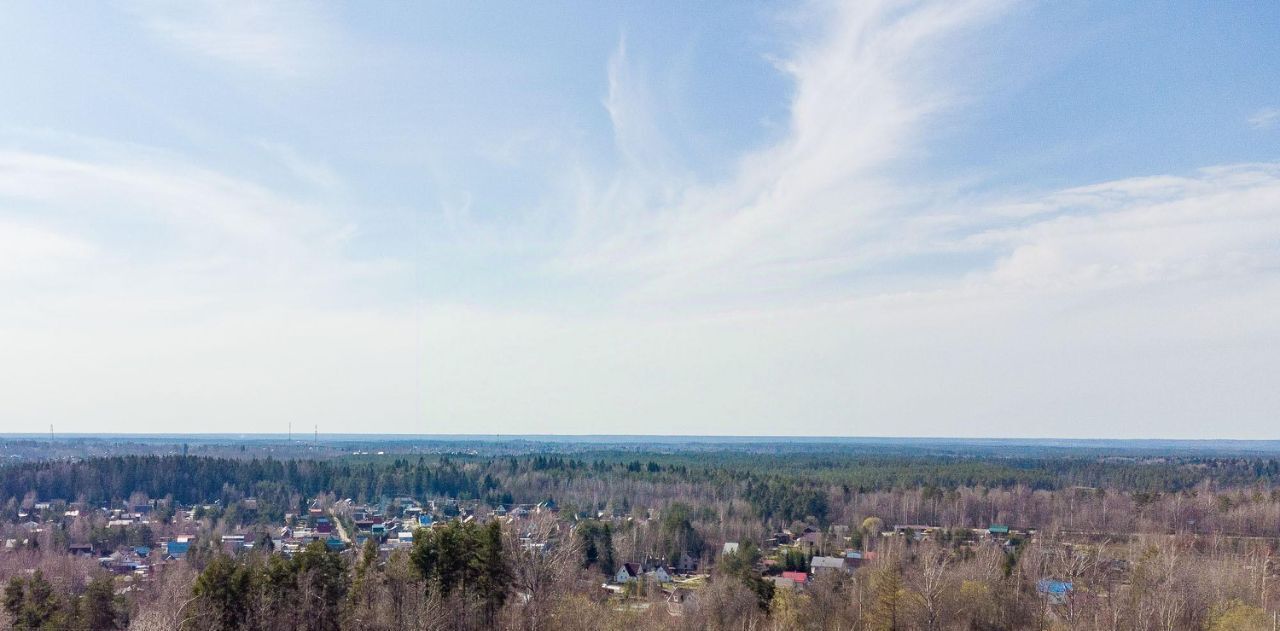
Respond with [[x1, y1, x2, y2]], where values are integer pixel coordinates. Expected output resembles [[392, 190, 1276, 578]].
[[1, 446, 1279, 630]]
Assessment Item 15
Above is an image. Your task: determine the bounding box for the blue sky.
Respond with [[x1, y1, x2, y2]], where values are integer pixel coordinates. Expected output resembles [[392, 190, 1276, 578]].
[[1, 1, 1278, 437]]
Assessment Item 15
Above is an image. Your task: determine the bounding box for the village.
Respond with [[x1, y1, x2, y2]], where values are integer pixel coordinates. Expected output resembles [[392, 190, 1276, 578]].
[[2, 493, 1084, 617]]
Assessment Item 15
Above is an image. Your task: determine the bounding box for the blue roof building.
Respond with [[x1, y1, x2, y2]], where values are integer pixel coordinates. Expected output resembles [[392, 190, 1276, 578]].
[[1037, 579, 1073, 605], [166, 541, 191, 558]]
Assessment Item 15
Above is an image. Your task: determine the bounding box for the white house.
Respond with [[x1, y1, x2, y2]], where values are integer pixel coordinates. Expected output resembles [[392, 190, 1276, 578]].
[[615, 562, 642, 583], [645, 565, 673, 583]]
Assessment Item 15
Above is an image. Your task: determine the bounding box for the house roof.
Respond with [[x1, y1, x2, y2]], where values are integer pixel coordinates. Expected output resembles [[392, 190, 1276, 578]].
[[1037, 580, 1073, 595], [781, 571, 808, 582], [810, 556, 845, 569]]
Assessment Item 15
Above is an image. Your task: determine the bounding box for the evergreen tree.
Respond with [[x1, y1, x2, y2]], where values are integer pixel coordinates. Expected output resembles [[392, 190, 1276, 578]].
[[191, 554, 253, 630], [293, 540, 347, 631], [474, 520, 511, 625], [867, 566, 909, 631], [82, 575, 122, 630]]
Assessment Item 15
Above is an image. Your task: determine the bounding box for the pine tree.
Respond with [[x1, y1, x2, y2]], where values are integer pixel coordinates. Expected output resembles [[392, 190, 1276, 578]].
[[3, 577, 23, 622], [192, 554, 253, 630], [867, 566, 909, 631], [474, 520, 511, 625], [82, 575, 121, 630]]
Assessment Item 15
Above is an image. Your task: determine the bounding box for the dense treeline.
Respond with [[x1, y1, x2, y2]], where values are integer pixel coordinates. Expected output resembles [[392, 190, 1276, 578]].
[[6, 453, 1280, 508], [0, 456, 487, 514]]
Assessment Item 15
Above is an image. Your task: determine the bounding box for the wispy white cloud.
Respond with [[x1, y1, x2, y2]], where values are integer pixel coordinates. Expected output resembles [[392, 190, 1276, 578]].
[[560, 0, 1009, 304], [0, 220, 95, 276], [971, 165, 1280, 292], [0, 138, 392, 316], [255, 140, 344, 191], [120, 0, 337, 76], [1248, 107, 1280, 130]]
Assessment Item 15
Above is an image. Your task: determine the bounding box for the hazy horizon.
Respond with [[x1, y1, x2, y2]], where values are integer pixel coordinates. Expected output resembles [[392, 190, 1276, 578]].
[[8, 432, 1280, 446], [2, 2, 1278, 437]]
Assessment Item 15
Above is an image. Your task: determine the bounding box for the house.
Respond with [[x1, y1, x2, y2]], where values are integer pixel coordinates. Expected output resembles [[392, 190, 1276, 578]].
[[615, 562, 642, 583], [166, 539, 191, 559], [221, 535, 245, 553], [844, 550, 876, 568], [69, 543, 94, 556], [893, 525, 936, 541], [797, 531, 823, 551], [781, 570, 808, 585], [987, 524, 1010, 537], [809, 556, 848, 575], [645, 564, 673, 583], [1037, 580, 1072, 605], [102, 552, 140, 575], [666, 588, 695, 617], [722, 542, 740, 556], [677, 551, 698, 572]]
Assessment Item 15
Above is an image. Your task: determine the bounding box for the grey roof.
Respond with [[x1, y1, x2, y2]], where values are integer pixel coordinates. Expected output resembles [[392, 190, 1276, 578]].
[[810, 556, 846, 569]]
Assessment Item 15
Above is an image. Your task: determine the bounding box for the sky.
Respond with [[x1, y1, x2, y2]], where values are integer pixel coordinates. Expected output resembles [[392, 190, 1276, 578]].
[[1, 1, 1278, 438]]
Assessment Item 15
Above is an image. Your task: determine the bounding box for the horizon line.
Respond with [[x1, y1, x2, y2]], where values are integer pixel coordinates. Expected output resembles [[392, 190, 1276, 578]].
[[6, 432, 1280, 443]]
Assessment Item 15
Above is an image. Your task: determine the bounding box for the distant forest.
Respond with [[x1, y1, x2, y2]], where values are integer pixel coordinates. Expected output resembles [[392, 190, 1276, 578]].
[[4, 452, 1280, 526]]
